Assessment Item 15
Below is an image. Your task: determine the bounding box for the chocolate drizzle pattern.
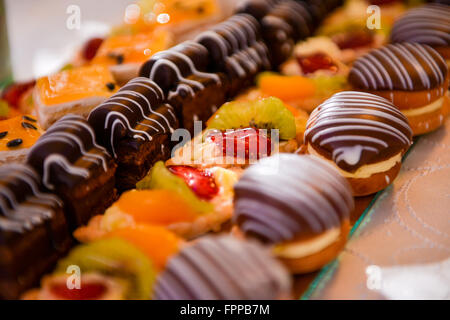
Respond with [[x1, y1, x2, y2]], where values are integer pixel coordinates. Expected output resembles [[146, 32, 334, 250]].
[[0, 163, 62, 232], [234, 154, 354, 244], [27, 114, 112, 190], [88, 77, 177, 158], [195, 14, 271, 77], [391, 4, 450, 48], [305, 92, 413, 172], [154, 235, 292, 300], [349, 43, 448, 91]]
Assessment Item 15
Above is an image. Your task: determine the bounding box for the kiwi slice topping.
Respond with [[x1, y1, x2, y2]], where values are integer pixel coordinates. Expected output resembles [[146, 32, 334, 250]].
[[136, 161, 213, 214], [207, 97, 296, 140]]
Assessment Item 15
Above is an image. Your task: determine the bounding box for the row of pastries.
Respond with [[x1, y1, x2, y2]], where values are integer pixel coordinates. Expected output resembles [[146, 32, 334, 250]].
[[0, 0, 449, 300]]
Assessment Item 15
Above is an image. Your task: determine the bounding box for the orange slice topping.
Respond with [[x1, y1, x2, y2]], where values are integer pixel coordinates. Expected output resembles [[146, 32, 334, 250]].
[[116, 189, 198, 225], [104, 225, 181, 271], [36, 65, 117, 106], [0, 115, 42, 151], [91, 30, 172, 65], [258, 74, 316, 102]]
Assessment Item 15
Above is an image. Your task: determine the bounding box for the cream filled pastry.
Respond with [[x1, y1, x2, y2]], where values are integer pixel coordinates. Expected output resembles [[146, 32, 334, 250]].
[[153, 235, 292, 300], [233, 153, 354, 274], [390, 4, 450, 60], [348, 42, 449, 135], [304, 91, 413, 196]]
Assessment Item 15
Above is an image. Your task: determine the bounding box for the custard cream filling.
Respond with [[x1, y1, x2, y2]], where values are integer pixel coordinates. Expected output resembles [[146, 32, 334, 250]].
[[273, 228, 341, 259], [402, 97, 444, 117], [307, 144, 402, 179]]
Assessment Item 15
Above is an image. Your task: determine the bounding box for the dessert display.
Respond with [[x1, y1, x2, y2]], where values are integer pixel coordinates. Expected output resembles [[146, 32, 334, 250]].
[[26, 115, 117, 229], [349, 42, 449, 135], [0, 164, 71, 300], [233, 154, 354, 273], [33, 65, 118, 129], [391, 3, 450, 60], [304, 91, 413, 196], [88, 77, 178, 191], [0, 115, 43, 164], [153, 235, 292, 300], [0, 0, 448, 301]]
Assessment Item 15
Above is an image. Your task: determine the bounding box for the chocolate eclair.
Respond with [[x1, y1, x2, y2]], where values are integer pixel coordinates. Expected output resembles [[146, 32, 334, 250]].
[[27, 115, 117, 229], [304, 91, 413, 196], [88, 77, 177, 191], [154, 235, 292, 300], [139, 41, 227, 134], [195, 14, 271, 98], [233, 154, 354, 274], [391, 4, 450, 60], [349, 43, 449, 135], [258, 0, 316, 67], [0, 164, 71, 299]]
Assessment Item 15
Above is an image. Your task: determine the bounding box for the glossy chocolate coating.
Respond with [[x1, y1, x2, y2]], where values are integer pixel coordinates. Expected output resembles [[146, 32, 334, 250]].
[[154, 235, 292, 300], [27, 114, 113, 190], [88, 77, 177, 158], [234, 154, 354, 244], [349, 43, 448, 91], [305, 91, 413, 172], [391, 4, 450, 49], [0, 164, 71, 299]]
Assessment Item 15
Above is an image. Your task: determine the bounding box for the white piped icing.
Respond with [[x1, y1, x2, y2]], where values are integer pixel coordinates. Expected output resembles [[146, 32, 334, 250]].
[[88, 78, 177, 158], [391, 4, 450, 48], [305, 91, 413, 172], [349, 43, 448, 91], [154, 235, 292, 300], [28, 115, 111, 190], [0, 163, 62, 232], [233, 154, 354, 244]]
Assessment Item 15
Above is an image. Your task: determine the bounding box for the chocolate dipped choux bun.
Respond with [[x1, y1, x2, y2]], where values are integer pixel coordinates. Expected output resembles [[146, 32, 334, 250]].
[[233, 153, 354, 274], [153, 235, 292, 300], [391, 4, 450, 60], [304, 91, 413, 196], [349, 43, 449, 135]]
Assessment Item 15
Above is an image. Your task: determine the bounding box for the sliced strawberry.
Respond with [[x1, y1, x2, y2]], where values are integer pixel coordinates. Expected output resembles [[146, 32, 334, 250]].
[[168, 166, 219, 201], [332, 30, 374, 50], [82, 37, 104, 61], [50, 282, 107, 300], [1, 80, 36, 108], [208, 128, 272, 161], [297, 53, 338, 75]]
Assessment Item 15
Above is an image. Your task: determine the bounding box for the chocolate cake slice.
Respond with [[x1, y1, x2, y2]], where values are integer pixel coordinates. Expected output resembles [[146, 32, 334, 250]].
[[27, 115, 117, 229], [140, 41, 227, 135], [88, 78, 178, 191], [195, 14, 271, 98], [0, 164, 71, 299]]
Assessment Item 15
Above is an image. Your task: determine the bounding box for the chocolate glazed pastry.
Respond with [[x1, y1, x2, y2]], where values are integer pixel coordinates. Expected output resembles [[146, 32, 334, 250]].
[[0, 164, 71, 299], [259, 0, 315, 67], [195, 14, 271, 98], [304, 91, 413, 196], [88, 78, 178, 191], [154, 235, 292, 300], [349, 43, 449, 135], [233, 154, 354, 274], [140, 41, 227, 135], [391, 4, 450, 60], [27, 115, 117, 229]]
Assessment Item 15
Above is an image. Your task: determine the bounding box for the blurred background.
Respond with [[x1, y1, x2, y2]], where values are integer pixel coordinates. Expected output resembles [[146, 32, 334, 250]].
[[1, 0, 132, 82]]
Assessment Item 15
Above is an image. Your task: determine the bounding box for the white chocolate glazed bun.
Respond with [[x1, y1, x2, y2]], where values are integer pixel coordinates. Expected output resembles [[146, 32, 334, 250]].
[[153, 235, 292, 300], [304, 91, 413, 196], [233, 153, 354, 273]]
